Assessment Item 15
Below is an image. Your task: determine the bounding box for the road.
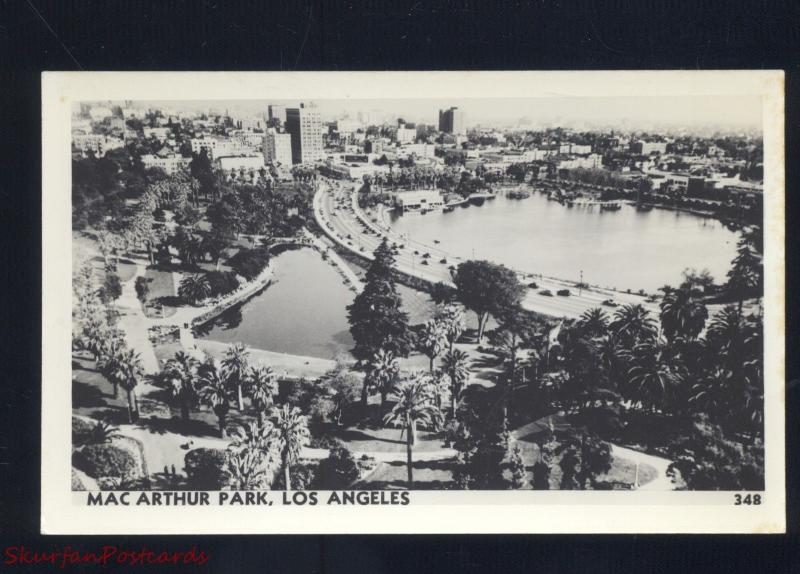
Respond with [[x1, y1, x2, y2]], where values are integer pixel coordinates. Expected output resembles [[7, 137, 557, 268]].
[[313, 179, 662, 320]]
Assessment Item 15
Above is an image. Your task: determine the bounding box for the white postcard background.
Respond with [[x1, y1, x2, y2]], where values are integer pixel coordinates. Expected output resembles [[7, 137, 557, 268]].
[[42, 71, 785, 534]]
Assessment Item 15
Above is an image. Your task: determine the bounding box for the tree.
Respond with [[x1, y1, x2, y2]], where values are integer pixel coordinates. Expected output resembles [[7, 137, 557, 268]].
[[163, 351, 200, 422], [441, 349, 470, 419], [667, 416, 763, 490], [199, 360, 231, 437], [99, 273, 123, 304], [134, 276, 150, 305], [726, 235, 763, 311], [270, 404, 311, 491], [576, 308, 610, 339], [609, 304, 657, 348], [347, 238, 412, 362], [383, 373, 442, 488], [222, 343, 250, 411], [178, 273, 212, 304], [364, 348, 400, 407], [556, 430, 612, 490], [659, 287, 708, 342], [248, 366, 278, 425], [434, 303, 465, 352], [625, 341, 685, 413], [111, 348, 144, 424], [453, 260, 525, 343], [416, 319, 448, 373]]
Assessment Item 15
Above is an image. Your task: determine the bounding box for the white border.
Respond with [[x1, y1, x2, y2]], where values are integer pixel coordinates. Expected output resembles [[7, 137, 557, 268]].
[[42, 71, 785, 534]]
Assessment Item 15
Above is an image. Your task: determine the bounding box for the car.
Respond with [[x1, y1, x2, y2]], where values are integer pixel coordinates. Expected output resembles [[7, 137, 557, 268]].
[[440, 258, 447, 264], [539, 289, 553, 297], [528, 281, 539, 289], [422, 253, 430, 259], [421, 260, 429, 266], [556, 289, 571, 297], [602, 299, 618, 307]]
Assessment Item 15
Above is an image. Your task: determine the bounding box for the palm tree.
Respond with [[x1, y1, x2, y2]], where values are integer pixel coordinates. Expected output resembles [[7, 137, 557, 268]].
[[610, 304, 657, 347], [248, 366, 278, 425], [383, 374, 442, 488], [726, 235, 763, 311], [417, 319, 448, 373], [96, 336, 125, 398], [441, 349, 470, 418], [659, 288, 708, 342], [111, 348, 145, 423], [225, 447, 270, 490], [270, 404, 310, 491], [625, 341, 685, 413], [198, 360, 231, 437], [365, 349, 400, 406], [576, 307, 610, 339], [178, 273, 212, 304], [222, 343, 250, 411], [163, 351, 200, 422], [226, 420, 279, 489]]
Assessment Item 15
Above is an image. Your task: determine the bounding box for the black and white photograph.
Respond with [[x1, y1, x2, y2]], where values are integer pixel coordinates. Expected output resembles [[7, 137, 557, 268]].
[[41, 71, 785, 534]]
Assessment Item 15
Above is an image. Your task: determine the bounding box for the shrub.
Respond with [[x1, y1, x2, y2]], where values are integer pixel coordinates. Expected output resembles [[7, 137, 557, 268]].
[[73, 443, 137, 479], [184, 447, 230, 490], [71, 468, 87, 491], [227, 247, 271, 281], [204, 270, 240, 297], [72, 416, 96, 446], [314, 444, 360, 489]]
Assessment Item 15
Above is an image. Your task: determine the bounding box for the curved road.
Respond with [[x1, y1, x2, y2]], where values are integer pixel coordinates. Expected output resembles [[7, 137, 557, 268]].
[[314, 179, 662, 320]]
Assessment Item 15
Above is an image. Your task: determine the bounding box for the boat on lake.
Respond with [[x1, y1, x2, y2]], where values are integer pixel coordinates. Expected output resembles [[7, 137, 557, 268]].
[[601, 202, 622, 211]]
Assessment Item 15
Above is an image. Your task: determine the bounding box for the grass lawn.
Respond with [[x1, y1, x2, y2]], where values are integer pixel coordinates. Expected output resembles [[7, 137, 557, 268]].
[[143, 267, 177, 318], [598, 456, 657, 488], [356, 458, 457, 490], [328, 424, 446, 454]]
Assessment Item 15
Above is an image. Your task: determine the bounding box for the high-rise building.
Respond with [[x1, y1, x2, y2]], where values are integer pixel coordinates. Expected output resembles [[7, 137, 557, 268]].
[[285, 103, 324, 164], [263, 129, 293, 166], [438, 107, 466, 135], [268, 104, 287, 127]]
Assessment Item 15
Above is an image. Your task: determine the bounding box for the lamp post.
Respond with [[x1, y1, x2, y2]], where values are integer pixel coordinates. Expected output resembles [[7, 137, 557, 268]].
[[579, 269, 583, 296]]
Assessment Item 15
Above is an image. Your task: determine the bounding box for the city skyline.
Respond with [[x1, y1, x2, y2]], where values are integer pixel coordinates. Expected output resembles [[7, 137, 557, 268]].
[[83, 95, 763, 135]]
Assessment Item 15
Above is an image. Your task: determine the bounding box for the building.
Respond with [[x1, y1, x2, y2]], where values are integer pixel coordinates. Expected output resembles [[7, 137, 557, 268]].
[[336, 119, 362, 136], [285, 104, 324, 164], [396, 125, 416, 144], [438, 107, 466, 135], [72, 134, 124, 157], [394, 189, 444, 213], [190, 137, 255, 160], [633, 141, 668, 155], [364, 139, 384, 154], [143, 127, 171, 141], [264, 130, 293, 166], [217, 155, 265, 173], [268, 105, 287, 127], [141, 153, 190, 174]]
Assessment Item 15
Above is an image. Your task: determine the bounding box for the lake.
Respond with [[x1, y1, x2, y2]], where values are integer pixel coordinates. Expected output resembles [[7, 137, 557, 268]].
[[198, 247, 436, 359], [388, 191, 740, 292], [198, 247, 356, 359]]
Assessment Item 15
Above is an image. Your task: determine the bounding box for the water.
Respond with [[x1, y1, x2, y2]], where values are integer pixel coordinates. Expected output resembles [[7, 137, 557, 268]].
[[198, 247, 355, 358], [388, 192, 740, 292]]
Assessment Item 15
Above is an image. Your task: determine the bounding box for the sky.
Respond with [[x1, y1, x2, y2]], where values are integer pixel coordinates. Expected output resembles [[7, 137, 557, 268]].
[[111, 95, 763, 133]]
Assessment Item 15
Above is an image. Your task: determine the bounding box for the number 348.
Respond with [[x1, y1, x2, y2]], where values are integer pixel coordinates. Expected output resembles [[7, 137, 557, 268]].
[[734, 493, 762, 505]]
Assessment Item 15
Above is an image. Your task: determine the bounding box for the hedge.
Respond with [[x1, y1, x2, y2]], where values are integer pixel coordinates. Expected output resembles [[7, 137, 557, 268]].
[[73, 443, 137, 479]]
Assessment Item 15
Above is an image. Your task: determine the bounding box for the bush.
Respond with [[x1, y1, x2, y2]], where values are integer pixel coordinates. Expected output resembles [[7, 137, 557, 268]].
[[72, 468, 87, 490], [184, 447, 230, 490], [227, 246, 271, 281], [72, 416, 96, 446], [314, 444, 360, 489], [73, 443, 137, 479], [135, 276, 150, 303], [204, 270, 240, 297]]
